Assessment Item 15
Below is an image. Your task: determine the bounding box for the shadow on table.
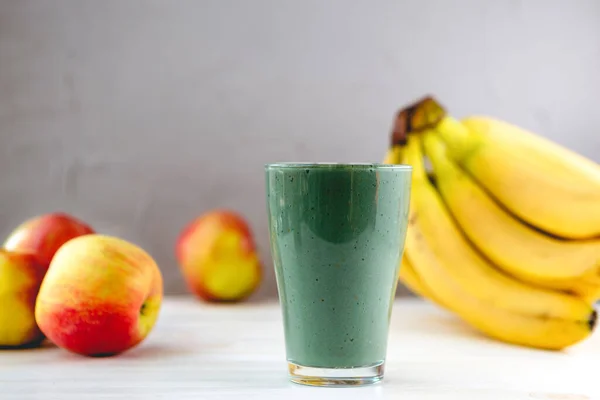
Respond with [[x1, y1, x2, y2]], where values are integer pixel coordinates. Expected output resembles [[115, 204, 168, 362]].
[[42, 342, 193, 362], [0, 338, 55, 351]]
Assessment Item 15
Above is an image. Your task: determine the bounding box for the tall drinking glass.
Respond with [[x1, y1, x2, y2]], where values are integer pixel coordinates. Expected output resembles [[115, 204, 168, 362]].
[[265, 163, 412, 386]]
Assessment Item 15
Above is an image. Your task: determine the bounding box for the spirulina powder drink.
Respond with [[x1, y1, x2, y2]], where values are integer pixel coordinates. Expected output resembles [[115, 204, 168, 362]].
[[265, 163, 411, 386]]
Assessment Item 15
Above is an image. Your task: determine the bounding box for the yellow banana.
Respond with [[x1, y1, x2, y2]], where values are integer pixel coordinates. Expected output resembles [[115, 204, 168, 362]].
[[386, 146, 448, 309], [401, 135, 596, 350], [421, 131, 600, 294], [383, 145, 403, 165], [435, 115, 600, 240], [399, 256, 429, 298], [399, 256, 451, 311]]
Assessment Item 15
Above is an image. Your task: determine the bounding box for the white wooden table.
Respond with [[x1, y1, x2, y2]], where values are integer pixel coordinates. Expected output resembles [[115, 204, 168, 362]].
[[1, 297, 598, 400]]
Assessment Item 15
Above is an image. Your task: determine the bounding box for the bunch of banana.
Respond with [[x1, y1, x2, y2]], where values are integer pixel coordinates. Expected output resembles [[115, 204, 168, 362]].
[[384, 97, 600, 350]]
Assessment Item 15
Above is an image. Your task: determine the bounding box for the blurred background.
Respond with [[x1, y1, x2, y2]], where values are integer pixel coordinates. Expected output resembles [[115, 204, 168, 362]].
[[1, 0, 599, 299]]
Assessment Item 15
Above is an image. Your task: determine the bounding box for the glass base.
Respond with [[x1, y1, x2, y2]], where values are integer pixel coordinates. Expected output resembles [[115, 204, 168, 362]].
[[287, 361, 384, 387]]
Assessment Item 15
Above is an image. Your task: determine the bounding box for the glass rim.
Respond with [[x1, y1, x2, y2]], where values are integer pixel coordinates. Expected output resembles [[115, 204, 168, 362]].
[[264, 162, 412, 170]]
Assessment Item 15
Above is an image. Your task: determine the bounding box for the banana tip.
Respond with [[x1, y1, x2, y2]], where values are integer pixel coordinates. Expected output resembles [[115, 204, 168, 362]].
[[589, 309, 598, 331]]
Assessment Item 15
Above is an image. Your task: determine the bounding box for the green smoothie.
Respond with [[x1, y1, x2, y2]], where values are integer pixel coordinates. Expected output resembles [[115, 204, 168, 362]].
[[265, 163, 411, 370]]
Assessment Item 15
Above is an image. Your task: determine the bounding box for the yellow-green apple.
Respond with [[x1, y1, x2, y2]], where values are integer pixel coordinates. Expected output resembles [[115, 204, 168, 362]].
[[176, 209, 262, 302], [0, 250, 46, 348], [35, 234, 163, 357], [4, 212, 94, 269]]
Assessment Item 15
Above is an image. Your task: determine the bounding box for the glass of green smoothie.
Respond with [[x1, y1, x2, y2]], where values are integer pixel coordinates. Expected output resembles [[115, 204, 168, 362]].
[[265, 163, 411, 386]]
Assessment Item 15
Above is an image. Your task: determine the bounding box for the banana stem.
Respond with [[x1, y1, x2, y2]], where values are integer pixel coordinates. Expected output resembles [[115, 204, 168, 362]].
[[390, 96, 447, 145]]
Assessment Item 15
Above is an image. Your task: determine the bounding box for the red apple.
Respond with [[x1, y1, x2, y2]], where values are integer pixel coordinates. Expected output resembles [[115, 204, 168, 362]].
[[176, 209, 262, 302], [35, 234, 163, 357], [0, 250, 46, 348], [4, 212, 94, 269]]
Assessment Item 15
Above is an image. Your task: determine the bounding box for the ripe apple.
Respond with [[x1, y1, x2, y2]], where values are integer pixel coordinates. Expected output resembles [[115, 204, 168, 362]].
[[35, 234, 163, 357], [176, 209, 262, 302], [4, 212, 94, 269], [0, 250, 46, 348]]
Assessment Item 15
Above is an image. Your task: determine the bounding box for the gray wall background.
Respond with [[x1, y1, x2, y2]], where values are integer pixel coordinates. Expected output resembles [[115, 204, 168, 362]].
[[1, 0, 599, 299]]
